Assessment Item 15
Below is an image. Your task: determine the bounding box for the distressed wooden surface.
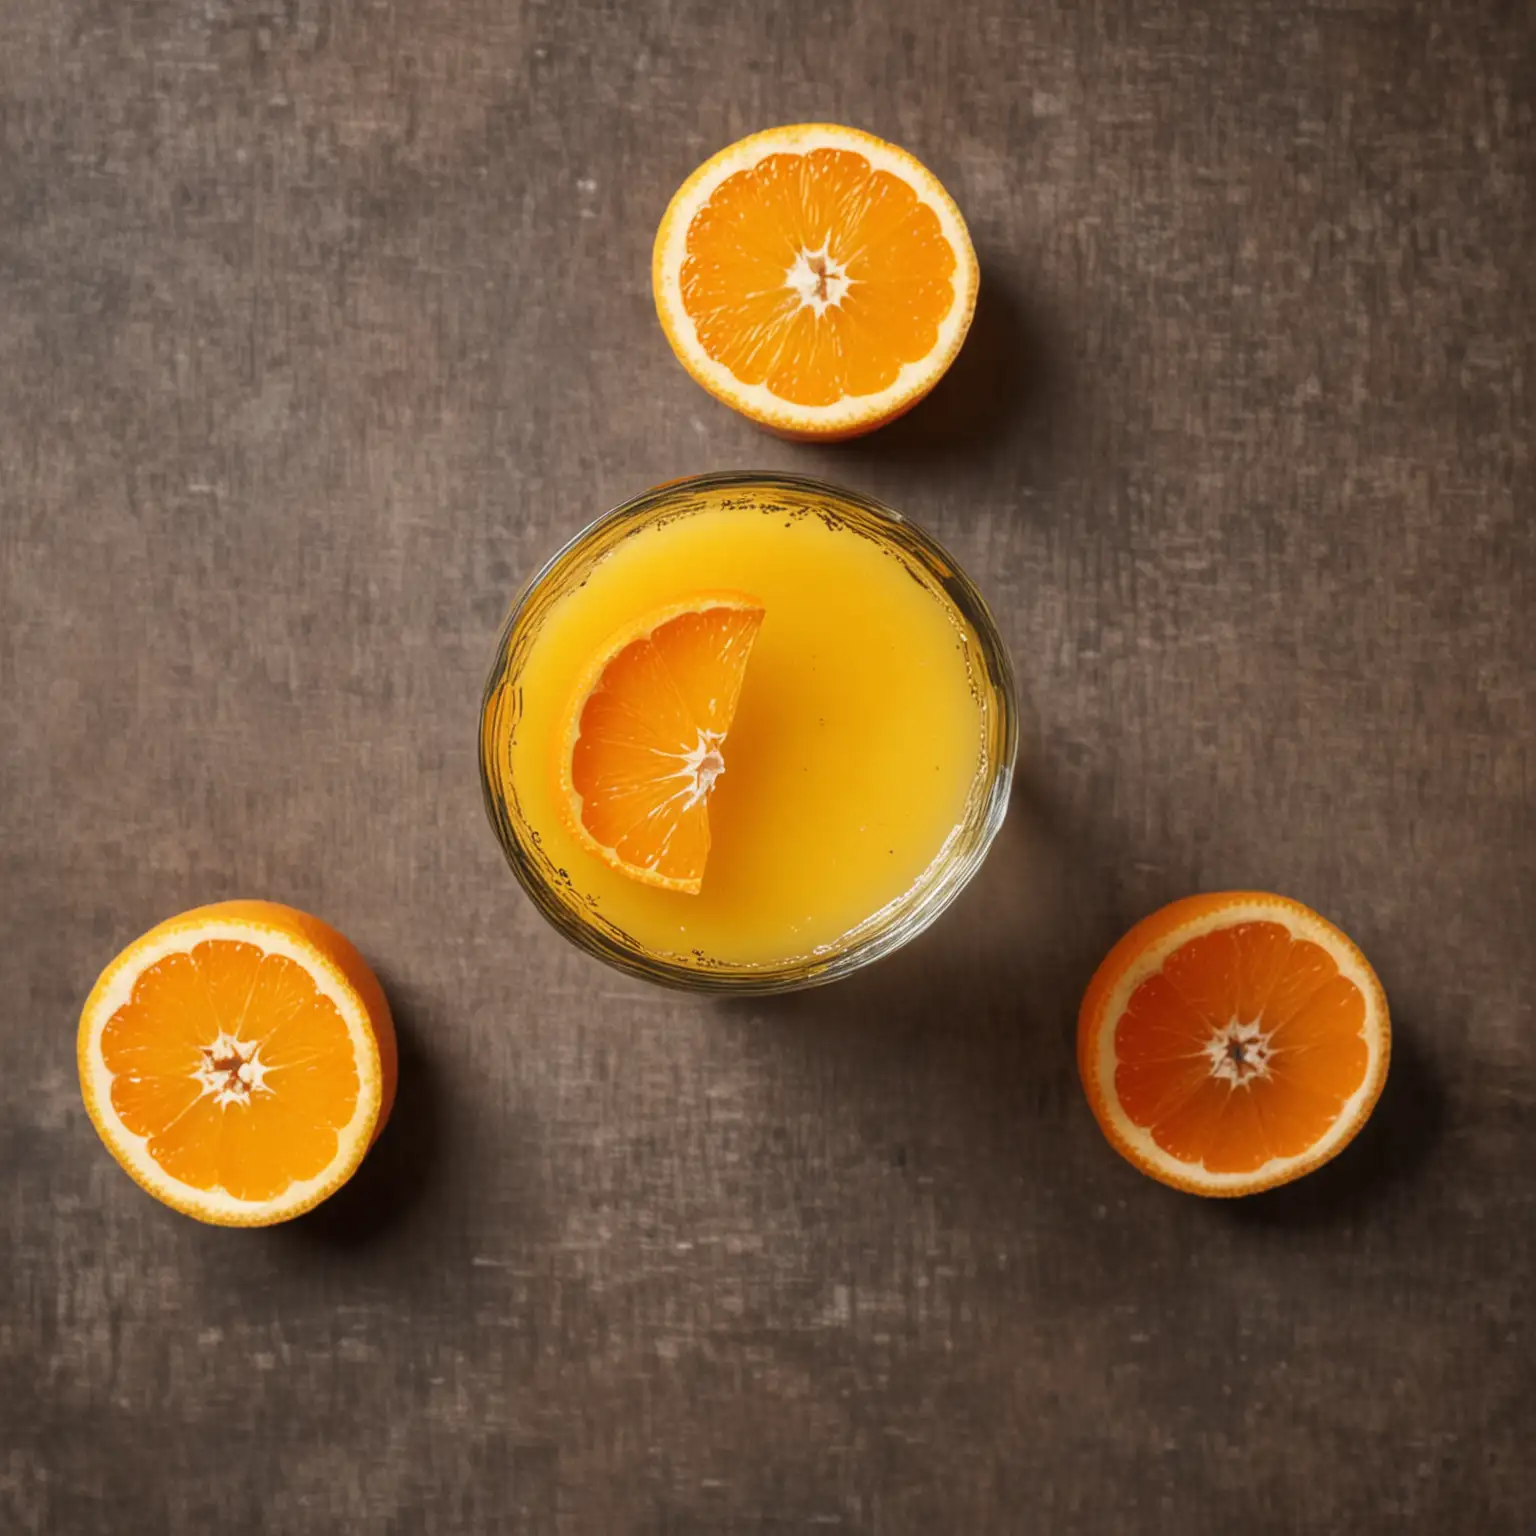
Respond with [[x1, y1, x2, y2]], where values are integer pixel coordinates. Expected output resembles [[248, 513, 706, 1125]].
[[2, 1, 1533, 1531]]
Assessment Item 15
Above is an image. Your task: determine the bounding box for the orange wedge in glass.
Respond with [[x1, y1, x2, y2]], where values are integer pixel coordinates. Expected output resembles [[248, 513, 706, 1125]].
[[1078, 893, 1390, 1196], [653, 123, 979, 440], [557, 592, 765, 894], [78, 900, 396, 1226]]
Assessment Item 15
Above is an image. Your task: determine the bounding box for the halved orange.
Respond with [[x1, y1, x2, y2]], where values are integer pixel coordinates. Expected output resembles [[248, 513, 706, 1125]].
[[1078, 893, 1390, 1196], [557, 592, 765, 894], [78, 900, 396, 1226], [653, 123, 979, 440]]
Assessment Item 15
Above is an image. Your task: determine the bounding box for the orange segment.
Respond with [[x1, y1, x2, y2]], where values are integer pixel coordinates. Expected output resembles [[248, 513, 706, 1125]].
[[1078, 893, 1390, 1196], [654, 125, 978, 439], [78, 900, 395, 1226], [558, 592, 764, 894]]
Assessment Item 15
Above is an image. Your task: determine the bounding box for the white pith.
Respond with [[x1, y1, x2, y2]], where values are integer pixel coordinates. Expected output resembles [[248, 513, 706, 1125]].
[[630, 727, 726, 872], [654, 124, 978, 433], [784, 244, 853, 317], [1202, 1018, 1273, 1085], [1094, 898, 1388, 1192], [193, 1030, 273, 1105], [80, 919, 382, 1224], [679, 729, 726, 808]]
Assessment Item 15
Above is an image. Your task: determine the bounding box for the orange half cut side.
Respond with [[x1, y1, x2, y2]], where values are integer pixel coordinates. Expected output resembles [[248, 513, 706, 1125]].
[[78, 900, 396, 1226], [653, 124, 979, 439], [1078, 892, 1390, 1196], [558, 592, 765, 894]]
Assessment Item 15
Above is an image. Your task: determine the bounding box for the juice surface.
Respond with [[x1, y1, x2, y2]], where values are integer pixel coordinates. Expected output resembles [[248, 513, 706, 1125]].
[[504, 502, 985, 967]]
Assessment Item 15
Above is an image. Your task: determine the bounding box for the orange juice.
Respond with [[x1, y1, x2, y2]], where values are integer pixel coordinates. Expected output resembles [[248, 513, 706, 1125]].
[[482, 475, 1014, 985]]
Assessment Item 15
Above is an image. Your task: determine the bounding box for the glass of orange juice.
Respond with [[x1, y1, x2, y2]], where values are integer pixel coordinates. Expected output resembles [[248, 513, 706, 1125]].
[[480, 472, 1016, 992]]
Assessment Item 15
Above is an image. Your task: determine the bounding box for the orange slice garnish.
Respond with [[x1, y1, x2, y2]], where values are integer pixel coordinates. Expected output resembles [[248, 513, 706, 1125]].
[[558, 592, 765, 894], [78, 900, 396, 1226], [653, 124, 979, 440], [1078, 893, 1390, 1196]]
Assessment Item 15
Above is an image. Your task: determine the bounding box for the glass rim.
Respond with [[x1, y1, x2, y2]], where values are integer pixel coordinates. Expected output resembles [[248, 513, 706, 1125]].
[[479, 470, 1019, 995]]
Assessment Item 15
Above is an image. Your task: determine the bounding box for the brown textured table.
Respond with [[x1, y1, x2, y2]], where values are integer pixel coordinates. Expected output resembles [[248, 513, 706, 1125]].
[[3, 2, 1533, 1531]]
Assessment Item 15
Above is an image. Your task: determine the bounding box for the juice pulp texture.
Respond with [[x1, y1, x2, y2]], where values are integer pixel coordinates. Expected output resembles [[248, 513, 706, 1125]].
[[509, 505, 984, 966]]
